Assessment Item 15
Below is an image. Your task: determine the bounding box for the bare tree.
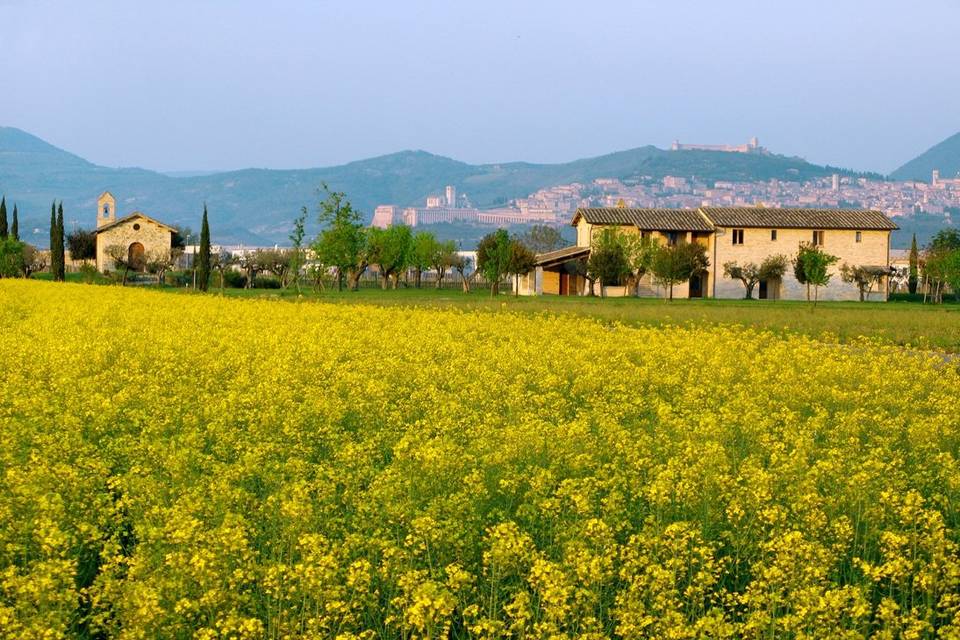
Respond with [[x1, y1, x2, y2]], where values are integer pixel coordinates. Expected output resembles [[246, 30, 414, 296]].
[[105, 244, 134, 285], [211, 249, 237, 292], [237, 251, 263, 289], [145, 247, 182, 285], [452, 254, 472, 293]]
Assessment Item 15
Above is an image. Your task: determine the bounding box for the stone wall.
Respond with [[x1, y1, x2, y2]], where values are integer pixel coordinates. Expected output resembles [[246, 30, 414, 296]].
[[710, 227, 890, 301], [96, 217, 173, 272]]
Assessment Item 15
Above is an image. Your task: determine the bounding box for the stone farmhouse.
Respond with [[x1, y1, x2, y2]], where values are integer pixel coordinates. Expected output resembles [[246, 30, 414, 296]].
[[519, 206, 898, 301], [94, 192, 176, 273]]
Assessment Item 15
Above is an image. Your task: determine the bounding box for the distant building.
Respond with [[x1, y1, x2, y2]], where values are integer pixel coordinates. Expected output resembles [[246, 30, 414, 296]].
[[663, 176, 689, 191], [94, 191, 176, 273], [372, 205, 399, 228], [403, 206, 480, 226], [445, 185, 457, 207], [671, 137, 766, 154], [516, 206, 897, 301], [932, 169, 960, 188]]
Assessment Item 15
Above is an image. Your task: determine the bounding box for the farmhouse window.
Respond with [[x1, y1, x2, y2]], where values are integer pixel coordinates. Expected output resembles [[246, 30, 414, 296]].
[[855, 231, 862, 243], [812, 230, 824, 246], [732, 229, 744, 245], [771, 229, 778, 241]]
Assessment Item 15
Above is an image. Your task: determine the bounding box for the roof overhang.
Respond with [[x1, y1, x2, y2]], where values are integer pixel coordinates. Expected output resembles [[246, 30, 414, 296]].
[[534, 245, 590, 268]]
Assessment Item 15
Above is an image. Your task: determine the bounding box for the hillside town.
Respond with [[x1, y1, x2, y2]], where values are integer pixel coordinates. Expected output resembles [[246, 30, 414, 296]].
[[374, 167, 959, 231]]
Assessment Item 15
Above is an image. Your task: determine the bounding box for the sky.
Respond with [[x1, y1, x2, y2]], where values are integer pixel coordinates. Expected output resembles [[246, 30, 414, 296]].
[[1, 0, 958, 174]]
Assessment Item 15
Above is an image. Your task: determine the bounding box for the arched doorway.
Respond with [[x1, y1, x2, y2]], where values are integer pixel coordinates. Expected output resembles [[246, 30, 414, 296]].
[[128, 242, 146, 272]]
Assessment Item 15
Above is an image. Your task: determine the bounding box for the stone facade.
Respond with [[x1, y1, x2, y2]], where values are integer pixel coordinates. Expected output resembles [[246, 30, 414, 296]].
[[711, 226, 891, 301], [524, 207, 895, 300], [94, 192, 176, 273]]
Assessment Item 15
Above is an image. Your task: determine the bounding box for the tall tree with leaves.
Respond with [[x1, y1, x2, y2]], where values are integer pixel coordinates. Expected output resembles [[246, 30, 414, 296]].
[[49, 203, 58, 277], [794, 243, 838, 307], [521, 225, 565, 254], [55, 202, 66, 281], [587, 227, 632, 296], [368, 224, 412, 289], [411, 231, 438, 288], [507, 238, 536, 296], [311, 184, 367, 291], [908, 233, 919, 295], [197, 205, 211, 292], [11, 204, 18, 241], [0, 196, 7, 239], [66, 229, 97, 264], [431, 239, 458, 289], [476, 229, 512, 296]]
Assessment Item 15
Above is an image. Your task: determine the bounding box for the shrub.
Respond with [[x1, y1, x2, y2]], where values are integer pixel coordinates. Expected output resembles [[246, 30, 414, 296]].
[[223, 269, 247, 289], [253, 275, 282, 289], [78, 263, 99, 284]]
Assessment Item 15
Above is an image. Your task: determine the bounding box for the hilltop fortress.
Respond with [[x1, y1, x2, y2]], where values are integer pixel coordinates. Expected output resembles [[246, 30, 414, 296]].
[[671, 137, 768, 154]]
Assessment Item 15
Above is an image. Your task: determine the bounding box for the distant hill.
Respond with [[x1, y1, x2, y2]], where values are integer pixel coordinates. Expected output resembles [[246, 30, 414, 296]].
[[891, 131, 960, 182], [0, 126, 876, 246]]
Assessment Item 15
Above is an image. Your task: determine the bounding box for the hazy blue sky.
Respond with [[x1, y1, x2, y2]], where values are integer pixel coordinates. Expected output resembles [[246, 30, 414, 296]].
[[2, 0, 958, 174]]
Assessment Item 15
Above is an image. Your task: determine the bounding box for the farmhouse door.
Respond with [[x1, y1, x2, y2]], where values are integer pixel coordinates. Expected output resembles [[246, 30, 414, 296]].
[[689, 272, 704, 298], [758, 280, 768, 299], [128, 242, 146, 272], [559, 272, 569, 296]]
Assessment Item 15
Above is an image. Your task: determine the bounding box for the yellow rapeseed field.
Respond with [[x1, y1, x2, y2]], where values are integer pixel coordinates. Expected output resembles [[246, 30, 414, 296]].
[[1, 279, 959, 639]]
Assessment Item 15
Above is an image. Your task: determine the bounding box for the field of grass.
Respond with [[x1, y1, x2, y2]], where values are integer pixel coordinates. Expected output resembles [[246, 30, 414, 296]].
[[174, 283, 960, 353], [2, 279, 959, 638]]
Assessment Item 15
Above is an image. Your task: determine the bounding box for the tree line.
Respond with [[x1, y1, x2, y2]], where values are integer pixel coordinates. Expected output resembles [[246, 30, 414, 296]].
[[307, 185, 562, 295], [0, 197, 65, 279], [904, 229, 960, 303]]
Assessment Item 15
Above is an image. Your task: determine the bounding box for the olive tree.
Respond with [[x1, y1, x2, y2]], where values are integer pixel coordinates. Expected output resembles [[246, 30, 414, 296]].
[[840, 263, 890, 302], [145, 247, 182, 285], [723, 261, 762, 299], [105, 244, 134, 285], [587, 227, 632, 297], [649, 241, 709, 301], [724, 254, 788, 299], [507, 238, 536, 296]]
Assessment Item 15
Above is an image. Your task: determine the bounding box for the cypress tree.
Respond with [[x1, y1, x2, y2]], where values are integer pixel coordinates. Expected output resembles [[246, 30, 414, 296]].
[[11, 204, 18, 241], [49, 202, 59, 278], [197, 204, 211, 292], [0, 196, 7, 239], [908, 233, 919, 295], [56, 202, 66, 281]]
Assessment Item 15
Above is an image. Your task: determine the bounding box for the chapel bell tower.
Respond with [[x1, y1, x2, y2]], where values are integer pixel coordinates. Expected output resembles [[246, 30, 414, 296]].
[[97, 191, 116, 228]]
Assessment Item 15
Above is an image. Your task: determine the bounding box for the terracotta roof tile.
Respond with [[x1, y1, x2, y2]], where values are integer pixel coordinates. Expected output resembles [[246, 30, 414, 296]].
[[700, 207, 897, 230], [573, 208, 714, 231]]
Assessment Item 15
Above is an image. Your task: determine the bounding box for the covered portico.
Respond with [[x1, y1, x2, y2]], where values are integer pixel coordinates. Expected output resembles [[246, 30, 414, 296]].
[[515, 245, 591, 296]]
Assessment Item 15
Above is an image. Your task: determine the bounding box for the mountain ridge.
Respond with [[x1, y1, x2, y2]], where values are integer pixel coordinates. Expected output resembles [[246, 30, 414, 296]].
[[0, 126, 883, 245], [891, 131, 960, 182]]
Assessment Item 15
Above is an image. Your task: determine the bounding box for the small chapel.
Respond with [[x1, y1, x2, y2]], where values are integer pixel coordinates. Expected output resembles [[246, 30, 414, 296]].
[[94, 191, 176, 273]]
